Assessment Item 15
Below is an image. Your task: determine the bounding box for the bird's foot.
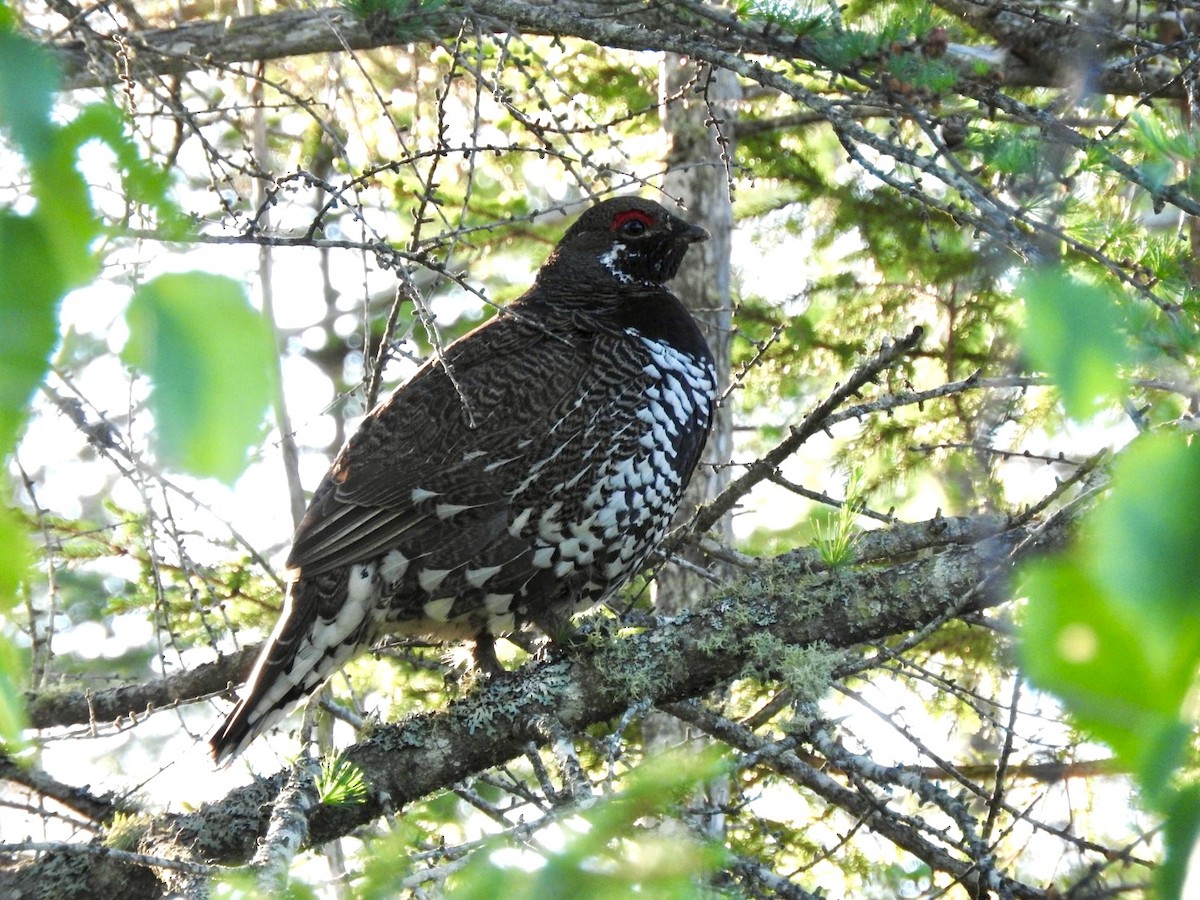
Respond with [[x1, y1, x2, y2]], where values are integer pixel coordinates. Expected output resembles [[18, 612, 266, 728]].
[[471, 631, 507, 680]]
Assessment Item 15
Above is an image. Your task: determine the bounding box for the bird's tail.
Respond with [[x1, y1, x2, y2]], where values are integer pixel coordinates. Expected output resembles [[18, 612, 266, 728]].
[[209, 567, 371, 764]]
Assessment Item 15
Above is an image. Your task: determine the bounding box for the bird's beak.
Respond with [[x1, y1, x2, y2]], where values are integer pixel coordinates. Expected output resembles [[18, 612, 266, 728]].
[[681, 223, 709, 244]]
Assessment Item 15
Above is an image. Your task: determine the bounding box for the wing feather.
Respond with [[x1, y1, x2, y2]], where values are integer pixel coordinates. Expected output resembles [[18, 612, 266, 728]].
[[285, 308, 598, 575]]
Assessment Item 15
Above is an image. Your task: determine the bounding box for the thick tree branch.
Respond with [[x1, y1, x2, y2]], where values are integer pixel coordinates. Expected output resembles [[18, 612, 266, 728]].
[[1, 510, 1071, 897], [249, 759, 321, 894], [0, 756, 135, 825], [24, 645, 258, 730], [19, 511, 1008, 734], [46, 0, 1189, 98]]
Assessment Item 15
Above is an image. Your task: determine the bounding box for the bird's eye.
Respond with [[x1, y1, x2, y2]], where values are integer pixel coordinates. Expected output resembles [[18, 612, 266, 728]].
[[612, 209, 654, 237]]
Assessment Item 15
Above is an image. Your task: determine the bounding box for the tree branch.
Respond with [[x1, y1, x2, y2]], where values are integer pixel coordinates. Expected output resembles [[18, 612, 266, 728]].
[[1, 510, 1071, 897], [688, 327, 925, 536], [665, 700, 1046, 900], [24, 645, 258, 730], [45, 0, 1189, 98], [19, 511, 1009, 734]]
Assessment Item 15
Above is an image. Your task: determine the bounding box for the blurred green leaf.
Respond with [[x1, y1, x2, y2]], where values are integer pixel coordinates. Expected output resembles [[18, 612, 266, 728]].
[[1021, 431, 1200, 823], [123, 273, 278, 483], [212, 867, 319, 900], [0, 636, 29, 753], [1020, 558, 1194, 800], [1018, 268, 1131, 419], [0, 29, 59, 162], [1086, 434, 1200, 621], [61, 103, 183, 237], [0, 212, 65, 454], [0, 503, 30, 751], [447, 748, 725, 899], [1159, 783, 1200, 899], [27, 148, 99, 294], [0, 504, 30, 610]]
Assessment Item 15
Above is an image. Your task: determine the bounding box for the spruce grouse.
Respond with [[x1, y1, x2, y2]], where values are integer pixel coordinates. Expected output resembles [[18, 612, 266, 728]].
[[210, 196, 717, 762]]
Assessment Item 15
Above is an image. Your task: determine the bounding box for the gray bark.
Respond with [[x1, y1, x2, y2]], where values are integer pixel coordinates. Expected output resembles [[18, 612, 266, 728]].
[[644, 50, 740, 839], [656, 54, 739, 613]]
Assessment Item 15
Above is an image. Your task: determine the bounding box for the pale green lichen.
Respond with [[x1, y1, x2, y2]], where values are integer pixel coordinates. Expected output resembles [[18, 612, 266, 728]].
[[592, 640, 663, 701], [461, 696, 499, 736], [743, 629, 841, 707], [694, 625, 733, 656]]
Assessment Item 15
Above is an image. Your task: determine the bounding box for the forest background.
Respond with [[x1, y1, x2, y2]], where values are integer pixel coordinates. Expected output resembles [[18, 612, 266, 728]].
[[2, 0, 1200, 897]]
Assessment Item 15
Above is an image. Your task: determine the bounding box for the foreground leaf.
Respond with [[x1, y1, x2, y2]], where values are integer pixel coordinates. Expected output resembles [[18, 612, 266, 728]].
[[123, 273, 277, 483]]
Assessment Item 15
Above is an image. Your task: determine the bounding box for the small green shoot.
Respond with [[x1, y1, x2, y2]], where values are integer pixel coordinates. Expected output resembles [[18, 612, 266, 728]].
[[813, 467, 865, 567], [103, 811, 152, 851], [317, 754, 369, 807]]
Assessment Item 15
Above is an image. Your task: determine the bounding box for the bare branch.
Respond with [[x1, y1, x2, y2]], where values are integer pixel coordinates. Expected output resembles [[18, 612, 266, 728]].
[[687, 327, 925, 536]]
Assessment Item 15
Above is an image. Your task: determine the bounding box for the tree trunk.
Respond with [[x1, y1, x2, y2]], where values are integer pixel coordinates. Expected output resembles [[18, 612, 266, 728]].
[[643, 52, 740, 840]]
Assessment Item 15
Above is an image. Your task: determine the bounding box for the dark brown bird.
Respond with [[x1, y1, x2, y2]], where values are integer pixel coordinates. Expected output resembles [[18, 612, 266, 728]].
[[210, 197, 716, 762]]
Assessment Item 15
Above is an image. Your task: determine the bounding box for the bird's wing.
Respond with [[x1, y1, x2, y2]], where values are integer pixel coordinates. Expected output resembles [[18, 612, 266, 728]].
[[285, 310, 601, 576]]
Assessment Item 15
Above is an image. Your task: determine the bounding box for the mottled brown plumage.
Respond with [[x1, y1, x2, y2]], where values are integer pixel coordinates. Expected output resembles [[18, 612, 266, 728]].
[[210, 197, 716, 762]]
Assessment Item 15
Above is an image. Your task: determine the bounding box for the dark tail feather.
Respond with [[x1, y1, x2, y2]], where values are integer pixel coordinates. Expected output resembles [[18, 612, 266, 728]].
[[209, 570, 363, 764], [209, 683, 284, 765]]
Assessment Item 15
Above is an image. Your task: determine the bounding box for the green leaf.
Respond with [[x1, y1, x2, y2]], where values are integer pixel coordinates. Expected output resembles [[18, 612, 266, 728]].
[[0, 631, 29, 753], [0, 503, 31, 751], [317, 755, 369, 807], [447, 748, 726, 899], [27, 146, 100, 292], [0, 212, 66, 453], [1159, 783, 1200, 899], [1086, 433, 1200, 622], [1020, 559, 1192, 797], [1018, 268, 1131, 420], [122, 273, 278, 483], [986, 134, 1039, 176], [0, 502, 30, 610], [213, 868, 320, 900], [61, 103, 181, 233], [0, 29, 59, 163]]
